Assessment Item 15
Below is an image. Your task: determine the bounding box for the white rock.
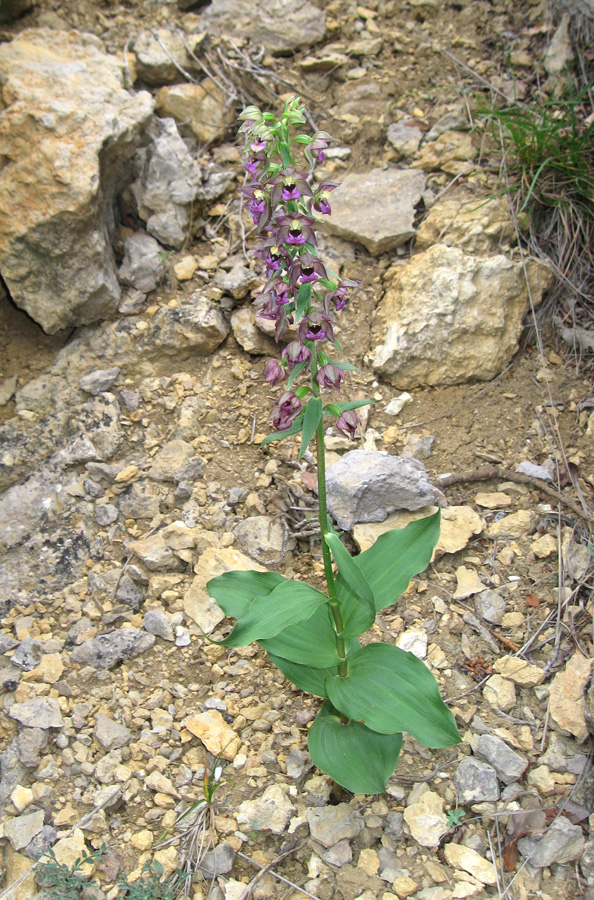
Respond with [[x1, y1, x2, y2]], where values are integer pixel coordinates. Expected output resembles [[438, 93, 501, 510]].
[[184, 547, 266, 634], [403, 790, 448, 847], [237, 784, 295, 835]]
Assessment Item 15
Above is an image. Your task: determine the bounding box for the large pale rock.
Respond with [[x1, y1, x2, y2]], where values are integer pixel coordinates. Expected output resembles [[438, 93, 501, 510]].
[[237, 784, 295, 834], [198, 0, 326, 54], [443, 844, 497, 885], [184, 547, 266, 634], [352, 505, 483, 556], [322, 168, 427, 255], [549, 651, 593, 742], [231, 307, 278, 356], [403, 790, 448, 848], [0, 29, 154, 332], [411, 130, 477, 176], [134, 28, 196, 85], [326, 450, 434, 531], [131, 117, 201, 249], [3, 846, 37, 900], [371, 245, 552, 388], [156, 80, 234, 143], [416, 187, 514, 254], [184, 710, 241, 760]]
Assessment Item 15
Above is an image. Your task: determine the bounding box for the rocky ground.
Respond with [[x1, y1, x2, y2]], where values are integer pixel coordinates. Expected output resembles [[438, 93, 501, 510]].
[[0, 1, 594, 899]]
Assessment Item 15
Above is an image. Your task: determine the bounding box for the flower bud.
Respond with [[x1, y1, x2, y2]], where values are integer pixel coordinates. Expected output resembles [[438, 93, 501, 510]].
[[336, 409, 361, 439]]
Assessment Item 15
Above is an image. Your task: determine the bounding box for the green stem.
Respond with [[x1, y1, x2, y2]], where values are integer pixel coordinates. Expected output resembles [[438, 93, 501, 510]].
[[313, 385, 347, 675]]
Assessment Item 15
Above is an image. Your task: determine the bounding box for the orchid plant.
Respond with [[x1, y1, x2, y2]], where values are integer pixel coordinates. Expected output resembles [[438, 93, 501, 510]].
[[206, 98, 460, 793]]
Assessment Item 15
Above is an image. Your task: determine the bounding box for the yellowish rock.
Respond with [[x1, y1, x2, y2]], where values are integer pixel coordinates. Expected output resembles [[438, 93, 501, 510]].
[[184, 710, 241, 761], [154, 846, 179, 878], [483, 675, 516, 712], [155, 79, 233, 143], [492, 655, 544, 686], [444, 843, 497, 885], [184, 547, 266, 634], [174, 255, 198, 281], [475, 491, 511, 509], [131, 829, 154, 850], [485, 510, 538, 540], [357, 848, 380, 876], [10, 786, 34, 813], [532, 533, 558, 558], [114, 464, 139, 483], [352, 505, 483, 557], [549, 651, 593, 743], [527, 765, 555, 794], [36, 653, 64, 684], [453, 566, 486, 599], [49, 829, 93, 875], [4, 845, 37, 900], [392, 875, 419, 897]]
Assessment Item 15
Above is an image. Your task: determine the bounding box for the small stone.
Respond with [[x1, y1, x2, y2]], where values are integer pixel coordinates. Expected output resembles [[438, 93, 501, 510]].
[[485, 510, 538, 540], [10, 786, 34, 813], [94, 713, 132, 751], [10, 637, 42, 671], [549, 651, 593, 743], [323, 840, 353, 867], [174, 256, 198, 281], [0, 374, 17, 406], [95, 504, 118, 526], [70, 628, 155, 670], [118, 232, 165, 293], [233, 516, 286, 563], [474, 734, 528, 784], [237, 784, 295, 835], [403, 789, 448, 848], [492, 655, 545, 686], [50, 830, 92, 873], [200, 841, 236, 878], [148, 440, 196, 482], [183, 547, 266, 634], [143, 608, 175, 641], [443, 844, 497, 885], [127, 534, 176, 570], [453, 566, 486, 599], [8, 697, 64, 729], [145, 771, 180, 798], [391, 875, 420, 898], [483, 675, 516, 712], [15, 729, 48, 767], [517, 816, 584, 867], [4, 811, 45, 851], [474, 492, 511, 509], [515, 461, 552, 482], [285, 748, 311, 780], [396, 630, 427, 659], [358, 848, 380, 876], [385, 393, 412, 416], [79, 368, 120, 395], [532, 533, 558, 558], [307, 804, 363, 848], [527, 765, 555, 794], [453, 758, 500, 803], [130, 830, 153, 851], [184, 710, 241, 760]]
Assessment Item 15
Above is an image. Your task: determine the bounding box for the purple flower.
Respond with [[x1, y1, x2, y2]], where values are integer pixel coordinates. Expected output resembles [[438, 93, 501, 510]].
[[326, 279, 359, 311], [311, 181, 338, 216], [274, 280, 293, 305], [298, 312, 335, 344], [264, 358, 286, 386], [289, 253, 328, 289], [250, 138, 268, 152], [282, 341, 312, 370], [336, 410, 361, 439], [316, 364, 345, 390], [307, 131, 333, 166], [271, 391, 302, 431], [276, 214, 316, 248], [270, 172, 313, 208]]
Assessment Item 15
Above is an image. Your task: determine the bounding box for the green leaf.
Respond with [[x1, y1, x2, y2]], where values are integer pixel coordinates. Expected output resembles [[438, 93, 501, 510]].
[[260, 416, 304, 446], [331, 400, 374, 412], [299, 397, 322, 460], [324, 531, 375, 634], [266, 638, 360, 697], [326, 643, 461, 748], [206, 571, 287, 619], [352, 510, 441, 614], [259, 603, 339, 667], [308, 700, 403, 794], [219, 580, 329, 647], [296, 282, 312, 321], [287, 361, 307, 390]]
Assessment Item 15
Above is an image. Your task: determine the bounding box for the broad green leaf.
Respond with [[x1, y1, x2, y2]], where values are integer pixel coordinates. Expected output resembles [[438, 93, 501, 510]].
[[296, 282, 312, 321], [308, 700, 403, 794], [287, 361, 307, 390], [219, 581, 329, 647], [332, 399, 374, 412], [260, 416, 304, 446], [325, 532, 374, 613], [298, 397, 322, 460], [259, 603, 339, 667], [206, 571, 287, 619], [326, 643, 461, 748], [336, 511, 441, 637], [267, 638, 361, 697]]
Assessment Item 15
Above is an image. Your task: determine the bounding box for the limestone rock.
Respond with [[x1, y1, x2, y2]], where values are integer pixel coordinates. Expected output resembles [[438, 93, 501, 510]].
[[306, 803, 363, 847], [184, 710, 241, 761], [453, 566, 486, 599], [233, 516, 286, 563], [8, 697, 64, 729], [371, 245, 552, 388], [70, 628, 155, 670], [118, 233, 166, 293], [484, 509, 539, 540], [549, 651, 593, 742], [492, 655, 545, 686], [184, 547, 266, 634], [133, 29, 196, 85], [198, 0, 326, 55], [156, 80, 233, 143], [131, 117, 201, 249], [443, 843, 497, 885], [403, 790, 448, 848], [517, 816, 584, 867], [416, 187, 513, 254], [411, 130, 477, 176], [0, 29, 154, 332], [352, 505, 483, 557], [326, 451, 434, 531], [237, 784, 295, 835], [3, 845, 37, 900], [453, 757, 500, 803], [474, 734, 528, 784], [94, 713, 132, 751], [321, 168, 426, 255], [387, 120, 424, 157], [148, 440, 196, 482], [3, 810, 45, 851], [231, 307, 278, 356], [50, 829, 92, 873], [483, 675, 517, 712]]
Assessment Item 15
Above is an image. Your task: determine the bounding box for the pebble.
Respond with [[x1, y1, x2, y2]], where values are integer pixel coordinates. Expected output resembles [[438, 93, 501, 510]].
[[444, 843, 497, 885], [474, 491, 511, 509], [483, 675, 516, 712], [385, 393, 412, 416], [307, 804, 363, 848], [485, 510, 538, 540], [453, 566, 486, 599], [549, 651, 593, 743], [474, 589, 507, 624], [79, 367, 120, 395], [70, 628, 155, 670], [237, 784, 295, 835], [183, 710, 241, 761], [3, 810, 45, 851], [492, 655, 544, 686], [473, 734, 528, 784], [8, 697, 64, 729], [403, 789, 448, 848], [517, 816, 584, 867], [396, 630, 427, 659], [143, 608, 175, 641], [323, 839, 353, 866], [174, 255, 198, 281], [515, 461, 552, 481], [94, 713, 132, 751], [453, 757, 500, 803], [200, 840, 236, 877]]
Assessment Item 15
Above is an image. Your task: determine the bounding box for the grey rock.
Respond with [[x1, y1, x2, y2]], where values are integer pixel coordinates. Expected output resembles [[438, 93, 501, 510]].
[[10, 637, 42, 671], [285, 748, 312, 780], [70, 628, 155, 670], [384, 811, 404, 840], [0, 374, 17, 406], [149, 440, 196, 482], [199, 841, 236, 878], [0, 634, 19, 653], [79, 393, 124, 461], [118, 389, 140, 412], [175, 396, 207, 441], [453, 757, 500, 803], [8, 697, 64, 729], [230, 307, 278, 356], [116, 576, 145, 611], [474, 734, 528, 785], [118, 288, 147, 315], [228, 487, 249, 507], [95, 750, 122, 784], [174, 481, 192, 503], [131, 117, 201, 249], [321, 168, 427, 255], [515, 461, 552, 482], [234, 516, 286, 563], [3, 810, 45, 851], [15, 728, 49, 767], [79, 368, 120, 395], [94, 713, 132, 751], [323, 840, 353, 867], [144, 608, 175, 641], [173, 457, 205, 483], [25, 824, 58, 859], [134, 29, 197, 85], [119, 481, 161, 520], [0, 29, 154, 332], [214, 263, 260, 301], [582, 839, 594, 885], [95, 504, 119, 526], [425, 105, 469, 142], [198, 0, 326, 54], [85, 478, 106, 498], [474, 589, 507, 625], [0, 0, 33, 23], [402, 434, 434, 460], [0, 742, 28, 816], [517, 816, 584, 867], [306, 804, 363, 848], [326, 450, 435, 530], [118, 232, 166, 293], [0, 663, 20, 694], [387, 120, 424, 157]]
